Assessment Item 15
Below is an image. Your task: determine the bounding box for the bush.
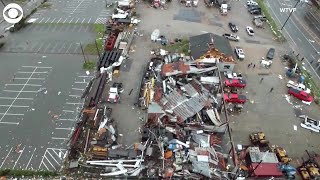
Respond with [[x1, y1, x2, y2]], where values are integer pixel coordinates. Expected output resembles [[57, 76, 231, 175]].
[[83, 60, 96, 70]]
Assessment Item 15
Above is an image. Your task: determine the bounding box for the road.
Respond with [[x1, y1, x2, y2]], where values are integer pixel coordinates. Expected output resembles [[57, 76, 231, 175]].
[[266, 0, 320, 81]]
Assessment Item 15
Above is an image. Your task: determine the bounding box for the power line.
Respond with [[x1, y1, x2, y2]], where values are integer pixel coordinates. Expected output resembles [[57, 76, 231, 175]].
[[0, 0, 6, 6], [281, 0, 300, 30]]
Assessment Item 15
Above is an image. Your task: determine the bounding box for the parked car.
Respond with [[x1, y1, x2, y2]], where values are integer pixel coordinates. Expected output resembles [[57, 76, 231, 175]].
[[229, 22, 238, 33], [250, 9, 262, 15], [246, 26, 254, 36], [235, 46, 245, 59], [222, 33, 240, 41], [248, 6, 260, 11], [253, 15, 267, 21], [266, 48, 275, 60], [224, 72, 243, 79], [288, 88, 313, 102], [247, 0, 258, 6], [286, 80, 311, 94], [224, 79, 247, 88], [224, 93, 247, 103]]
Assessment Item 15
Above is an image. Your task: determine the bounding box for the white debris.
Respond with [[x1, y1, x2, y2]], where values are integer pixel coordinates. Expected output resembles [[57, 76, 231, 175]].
[[293, 125, 297, 131], [31, 108, 35, 111], [278, 75, 283, 79], [302, 100, 311, 105], [119, 134, 123, 137], [86, 71, 90, 75], [37, 62, 42, 64], [284, 94, 293, 105], [42, 56, 46, 58], [58, 91, 61, 95], [44, 90, 47, 94]]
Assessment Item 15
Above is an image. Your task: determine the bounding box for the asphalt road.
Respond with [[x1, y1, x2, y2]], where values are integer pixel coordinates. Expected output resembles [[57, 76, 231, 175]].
[[0, 53, 92, 171], [266, 0, 320, 80]]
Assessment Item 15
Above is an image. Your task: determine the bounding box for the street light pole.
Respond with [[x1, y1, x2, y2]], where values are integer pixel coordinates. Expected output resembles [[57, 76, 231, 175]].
[[79, 42, 86, 63], [281, 0, 300, 30]]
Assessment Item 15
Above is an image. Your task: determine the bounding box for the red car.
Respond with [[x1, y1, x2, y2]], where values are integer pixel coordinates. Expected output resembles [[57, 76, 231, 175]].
[[288, 88, 313, 102], [224, 93, 247, 103], [224, 79, 246, 88]]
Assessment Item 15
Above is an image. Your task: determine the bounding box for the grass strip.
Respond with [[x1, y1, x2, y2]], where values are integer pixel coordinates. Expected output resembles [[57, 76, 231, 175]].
[[256, 0, 286, 42], [84, 24, 105, 55], [83, 60, 96, 70], [0, 169, 58, 177]]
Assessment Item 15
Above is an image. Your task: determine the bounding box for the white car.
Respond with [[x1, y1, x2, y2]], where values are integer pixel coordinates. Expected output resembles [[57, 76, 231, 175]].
[[246, 26, 254, 36], [247, 0, 258, 6], [222, 33, 240, 41], [235, 47, 245, 59]]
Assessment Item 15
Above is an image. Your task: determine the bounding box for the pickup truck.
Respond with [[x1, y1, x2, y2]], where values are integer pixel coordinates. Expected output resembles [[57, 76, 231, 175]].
[[222, 33, 240, 41], [224, 93, 247, 103], [286, 80, 311, 94]]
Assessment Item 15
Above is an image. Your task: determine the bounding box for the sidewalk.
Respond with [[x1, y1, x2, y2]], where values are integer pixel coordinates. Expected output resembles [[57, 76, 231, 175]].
[[0, 0, 46, 34]]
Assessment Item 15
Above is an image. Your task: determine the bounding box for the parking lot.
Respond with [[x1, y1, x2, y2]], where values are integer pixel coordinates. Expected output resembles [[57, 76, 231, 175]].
[[29, 0, 114, 24], [0, 53, 92, 171]]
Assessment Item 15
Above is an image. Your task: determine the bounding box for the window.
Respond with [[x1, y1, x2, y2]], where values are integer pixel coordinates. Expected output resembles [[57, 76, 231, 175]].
[[224, 65, 231, 69]]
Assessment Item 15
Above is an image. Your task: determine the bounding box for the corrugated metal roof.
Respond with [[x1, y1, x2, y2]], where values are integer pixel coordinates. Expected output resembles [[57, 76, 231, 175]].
[[159, 83, 208, 121], [249, 152, 279, 163]]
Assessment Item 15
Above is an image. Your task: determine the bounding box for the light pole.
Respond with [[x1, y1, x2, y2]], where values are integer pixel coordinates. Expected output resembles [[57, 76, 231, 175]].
[[281, 0, 300, 30], [79, 42, 86, 63]]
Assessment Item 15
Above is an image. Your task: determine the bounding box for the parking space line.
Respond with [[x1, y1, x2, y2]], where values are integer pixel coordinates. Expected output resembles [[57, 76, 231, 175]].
[[72, 44, 81, 54], [62, 110, 74, 113], [36, 43, 45, 52], [69, 18, 74, 24], [22, 66, 52, 68], [66, 102, 83, 105], [47, 151, 60, 165], [0, 105, 29, 107], [15, 78, 45, 80], [78, 76, 91, 78], [0, 97, 33, 100], [75, 81, 87, 84], [57, 18, 62, 23], [63, 18, 68, 23], [65, 43, 73, 53], [3, 90, 39, 93], [38, 18, 46, 23], [44, 18, 51, 23], [25, 148, 37, 169], [56, 128, 73, 130], [43, 42, 53, 53], [75, 18, 80, 24], [13, 147, 25, 169], [44, 156, 56, 170], [57, 119, 76, 121], [5, 84, 42, 87], [72, 88, 84, 90], [58, 43, 67, 53], [17, 71, 48, 74], [87, 18, 92, 23], [52, 137, 69, 140], [0, 113, 24, 116], [0, 68, 38, 122], [81, 18, 86, 24], [0, 122, 19, 125], [0, 147, 13, 168], [72, 0, 86, 13], [69, 95, 80, 98], [41, 161, 49, 170], [50, 43, 59, 53], [50, 18, 57, 23]]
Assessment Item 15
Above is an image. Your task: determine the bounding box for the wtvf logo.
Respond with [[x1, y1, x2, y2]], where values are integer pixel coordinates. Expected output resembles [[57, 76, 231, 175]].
[[280, 8, 297, 13]]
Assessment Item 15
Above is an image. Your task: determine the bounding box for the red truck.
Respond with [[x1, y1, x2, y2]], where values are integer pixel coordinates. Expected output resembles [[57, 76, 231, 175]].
[[224, 93, 247, 103], [105, 32, 119, 51], [224, 79, 246, 88]]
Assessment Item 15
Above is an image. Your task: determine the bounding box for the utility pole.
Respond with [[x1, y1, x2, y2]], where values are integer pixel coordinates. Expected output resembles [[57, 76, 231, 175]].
[[95, 39, 101, 60], [79, 42, 86, 63], [281, 0, 300, 30], [0, 0, 5, 6]]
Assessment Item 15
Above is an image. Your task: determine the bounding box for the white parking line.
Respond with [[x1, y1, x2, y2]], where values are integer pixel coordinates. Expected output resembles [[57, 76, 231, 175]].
[[72, 88, 84, 91], [75, 81, 87, 84], [69, 18, 74, 23], [3, 90, 39, 93], [65, 43, 73, 53], [0, 68, 38, 122], [22, 66, 52, 68], [0, 105, 29, 107], [57, 18, 62, 23], [72, 0, 86, 13], [78, 76, 91, 78], [81, 18, 86, 24], [43, 43, 53, 52], [57, 119, 76, 121], [47, 151, 60, 165], [40, 161, 49, 170], [87, 18, 92, 23], [44, 156, 56, 170], [50, 18, 57, 23], [69, 95, 81, 98], [63, 18, 68, 23], [66, 102, 83, 105], [0, 147, 13, 168], [0, 113, 24, 116], [38, 18, 46, 23], [13, 147, 25, 169], [45, 18, 51, 23], [75, 18, 80, 24], [5, 84, 42, 87], [14, 78, 45, 80], [0, 97, 33, 100], [58, 43, 67, 53], [62, 110, 74, 113], [17, 71, 48, 74], [56, 127, 74, 130], [25, 148, 37, 169], [36, 42, 45, 52], [0, 121, 19, 125], [52, 137, 69, 140]]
